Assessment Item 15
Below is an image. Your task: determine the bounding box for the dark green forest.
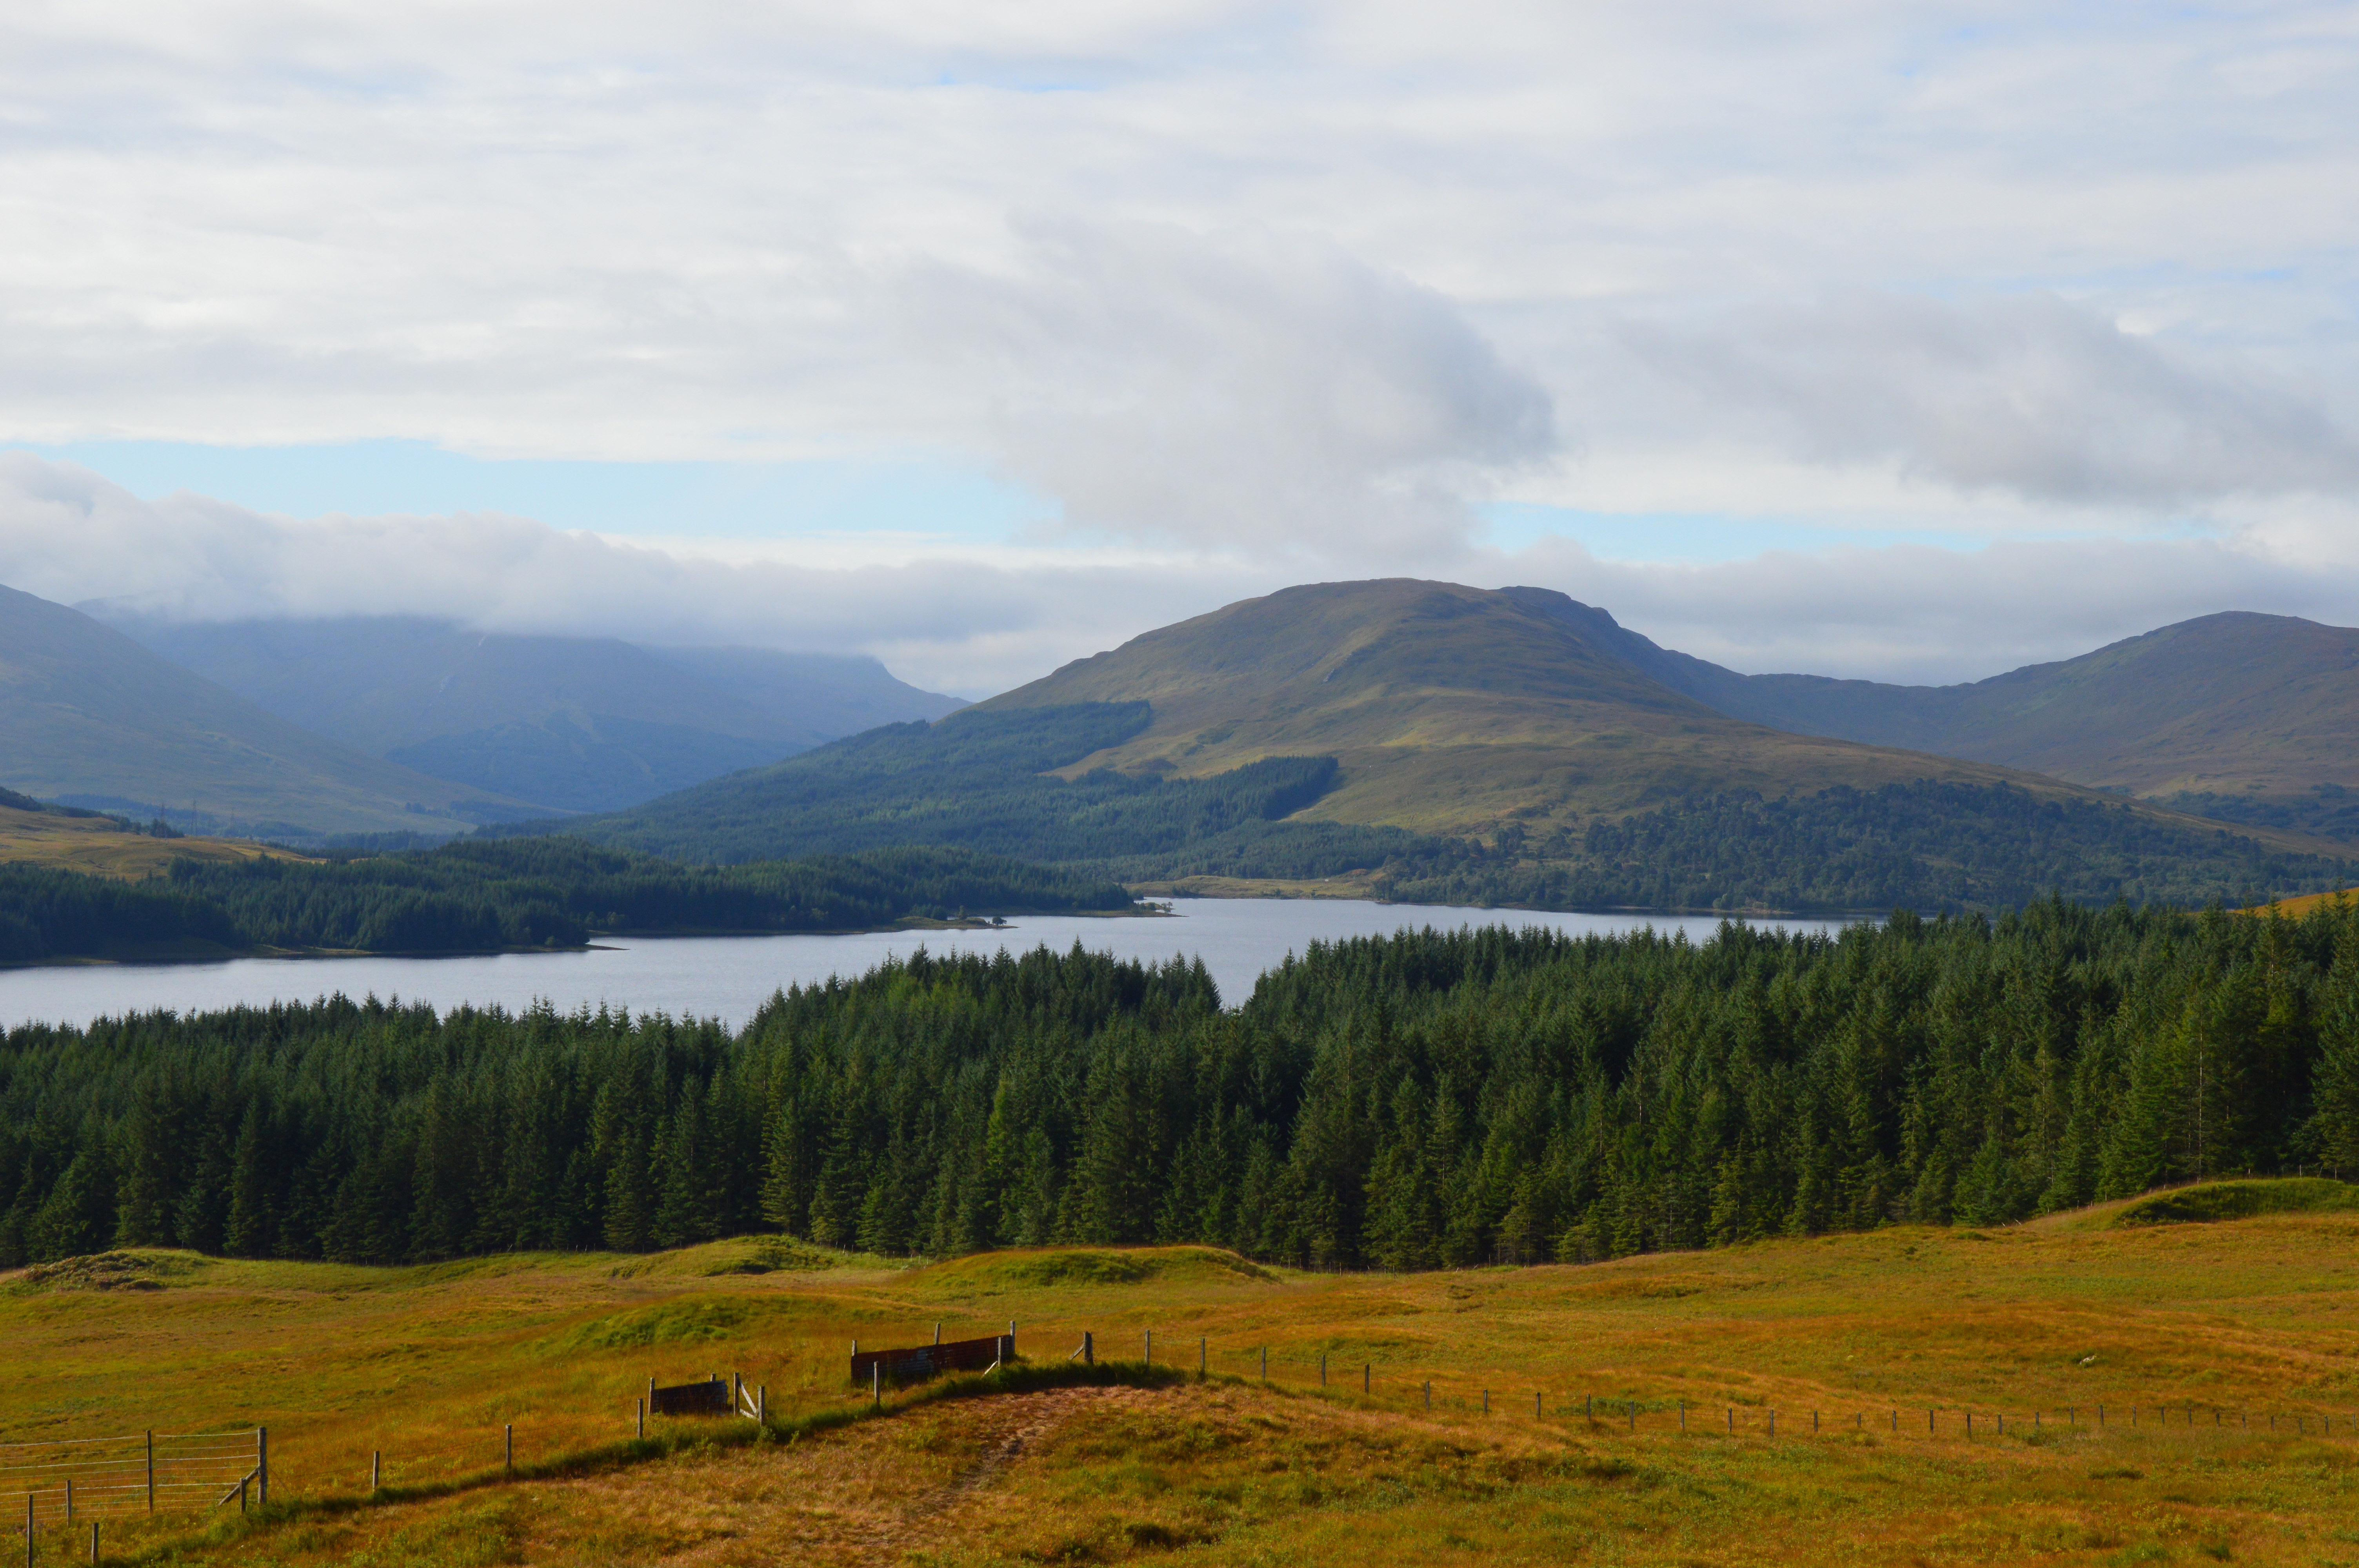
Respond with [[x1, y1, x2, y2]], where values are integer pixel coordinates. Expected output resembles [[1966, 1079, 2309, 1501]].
[[509, 701, 1396, 874], [1376, 783, 2351, 914], [0, 841, 1131, 964], [511, 705, 2349, 913], [6, 900, 2355, 1269]]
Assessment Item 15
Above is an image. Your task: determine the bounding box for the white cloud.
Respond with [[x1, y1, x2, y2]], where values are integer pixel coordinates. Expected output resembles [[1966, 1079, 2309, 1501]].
[[1, 0, 2356, 671]]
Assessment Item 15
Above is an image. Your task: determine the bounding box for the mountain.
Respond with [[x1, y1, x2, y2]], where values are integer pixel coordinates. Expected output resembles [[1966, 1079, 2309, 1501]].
[[1504, 592, 2359, 843], [975, 578, 2095, 834], [533, 579, 2346, 910], [101, 615, 964, 813], [0, 585, 536, 837]]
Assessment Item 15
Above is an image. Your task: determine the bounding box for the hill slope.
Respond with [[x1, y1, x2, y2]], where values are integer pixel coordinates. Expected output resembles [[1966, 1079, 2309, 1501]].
[[104, 615, 963, 813], [977, 579, 2211, 836], [542, 580, 2348, 909], [0, 584, 539, 837], [1505, 591, 2359, 841]]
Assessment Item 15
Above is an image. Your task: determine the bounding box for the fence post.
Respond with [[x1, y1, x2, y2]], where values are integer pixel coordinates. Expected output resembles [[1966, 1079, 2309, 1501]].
[[636, 1399, 645, 1438], [504, 1425, 513, 1475], [1482, 1389, 1488, 1415], [933, 1323, 941, 1346], [1425, 1381, 1432, 1412], [1145, 1330, 1152, 1368], [1628, 1403, 1635, 1432], [65, 1479, 72, 1523], [88, 1520, 97, 1566], [258, 1428, 268, 1508], [1363, 1365, 1370, 1396], [373, 1450, 382, 1491], [24, 1492, 32, 1568], [145, 1430, 154, 1514], [1769, 1411, 1776, 1438], [1536, 1392, 1543, 1419], [1084, 1332, 1094, 1367], [1200, 1338, 1206, 1376], [758, 1386, 767, 1425], [1260, 1346, 1267, 1381]]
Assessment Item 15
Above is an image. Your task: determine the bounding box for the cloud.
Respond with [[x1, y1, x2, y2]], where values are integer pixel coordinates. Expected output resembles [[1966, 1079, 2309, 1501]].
[[1608, 292, 2359, 508], [1499, 531, 2359, 685], [0, 453, 1277, 697], [908, 220, 1554, 556]]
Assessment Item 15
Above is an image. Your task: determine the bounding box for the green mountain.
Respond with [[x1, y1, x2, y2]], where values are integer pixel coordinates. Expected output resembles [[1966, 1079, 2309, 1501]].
[[1504, 592, 2359, 843], [534, 580, 2348, 911], [103, 615, 963, 813], [0, 585, 536, 838], [978, 578, 2129, 835]]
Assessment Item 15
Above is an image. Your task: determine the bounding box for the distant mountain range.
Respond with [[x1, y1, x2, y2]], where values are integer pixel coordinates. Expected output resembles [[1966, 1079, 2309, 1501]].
[[100, 614, 963, 814], [535, 580, 2349, 911], [1505, 592, 2359, 844], [9, 572, 2353, 902], [0, 584, 531, 838]]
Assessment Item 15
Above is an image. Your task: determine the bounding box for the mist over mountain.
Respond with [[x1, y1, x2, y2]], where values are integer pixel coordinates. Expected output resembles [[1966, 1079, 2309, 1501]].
[[0, 585, 536, 838], [97, 614, 963, 815]]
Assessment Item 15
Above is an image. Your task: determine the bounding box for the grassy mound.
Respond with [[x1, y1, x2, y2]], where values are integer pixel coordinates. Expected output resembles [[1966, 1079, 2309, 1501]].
[[906, 1245, 1276, 1296], [2112, 1177, 2359, 1226]]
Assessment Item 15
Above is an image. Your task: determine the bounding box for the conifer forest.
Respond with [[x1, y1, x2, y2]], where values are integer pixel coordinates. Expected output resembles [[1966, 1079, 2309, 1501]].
[[6, 898, 2355, 1271]]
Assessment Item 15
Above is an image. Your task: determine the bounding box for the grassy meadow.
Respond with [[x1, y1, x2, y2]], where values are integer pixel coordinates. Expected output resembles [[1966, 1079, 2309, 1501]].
[[0, 805, 309, 881], [3, 1183, 2356, 1566]]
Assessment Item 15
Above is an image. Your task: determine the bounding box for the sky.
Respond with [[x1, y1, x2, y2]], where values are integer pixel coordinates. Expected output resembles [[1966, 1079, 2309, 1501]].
[[1, 1, 2355, 697]]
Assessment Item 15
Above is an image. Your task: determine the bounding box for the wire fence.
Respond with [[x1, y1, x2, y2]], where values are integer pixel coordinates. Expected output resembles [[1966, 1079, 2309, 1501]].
[[0, 1429, 264, 1529]]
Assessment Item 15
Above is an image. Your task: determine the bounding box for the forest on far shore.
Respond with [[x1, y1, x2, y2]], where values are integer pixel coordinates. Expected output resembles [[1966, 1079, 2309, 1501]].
[[0, 839, 1133, 964]]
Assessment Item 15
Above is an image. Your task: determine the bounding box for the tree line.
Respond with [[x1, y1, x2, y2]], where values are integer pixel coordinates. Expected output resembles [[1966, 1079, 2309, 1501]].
[[0, 840, 1133, 964], [5, 898, 2355, 1270]]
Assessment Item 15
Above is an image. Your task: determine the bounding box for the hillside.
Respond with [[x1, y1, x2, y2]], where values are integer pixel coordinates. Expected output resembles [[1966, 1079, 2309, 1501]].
[[0, 795, 311, 879], [104, 615, 963, 813], [0, 584, 540, 838], [1506, 591, 2359, 842], [975, 579, 2105, 835], [542, 580, 2350, 909], [2, 1206, 2354, 1567]]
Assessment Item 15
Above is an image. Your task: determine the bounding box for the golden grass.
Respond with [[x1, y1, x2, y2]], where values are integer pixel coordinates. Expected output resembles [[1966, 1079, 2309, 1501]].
[[2246, 888, 2355, 918], [0, 805, 312, 879], [5, 1198, 2358, 1565]]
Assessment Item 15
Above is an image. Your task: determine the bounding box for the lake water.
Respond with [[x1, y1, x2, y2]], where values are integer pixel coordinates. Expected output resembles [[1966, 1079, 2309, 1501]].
[[0, 900, 1850, 1032]]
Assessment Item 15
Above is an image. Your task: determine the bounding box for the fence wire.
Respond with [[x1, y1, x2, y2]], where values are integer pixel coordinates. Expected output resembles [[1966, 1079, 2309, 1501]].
[[0, 1430, 260, 1527]]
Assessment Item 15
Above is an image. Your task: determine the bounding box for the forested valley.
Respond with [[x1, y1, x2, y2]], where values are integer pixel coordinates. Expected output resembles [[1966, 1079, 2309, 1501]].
[[0, 839, 1131, 963], [6, 899, 2355, 1270]]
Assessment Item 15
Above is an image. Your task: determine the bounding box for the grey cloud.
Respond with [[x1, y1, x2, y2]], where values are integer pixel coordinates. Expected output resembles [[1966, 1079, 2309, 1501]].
[[1503, 532, 2357, 685], [901, 219, 1555, 557], [0, 455, 1271, 697], [1613, 292, 2359, 507]]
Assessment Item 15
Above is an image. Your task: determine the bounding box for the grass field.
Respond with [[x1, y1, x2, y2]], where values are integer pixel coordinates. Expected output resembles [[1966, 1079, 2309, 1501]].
[[2252, 890, 2355, 918], [4, 1184, 2356, 1566], [0, 805, 311, 879]]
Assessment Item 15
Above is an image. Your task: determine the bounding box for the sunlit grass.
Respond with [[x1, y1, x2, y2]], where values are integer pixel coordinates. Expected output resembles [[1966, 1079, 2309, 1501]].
[[5, 1187, 2357, 1564]]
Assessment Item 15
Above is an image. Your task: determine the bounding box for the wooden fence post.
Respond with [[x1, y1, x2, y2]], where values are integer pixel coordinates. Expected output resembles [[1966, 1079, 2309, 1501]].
[[1200, 1338, 1206, 1376], [933, 1323, 941, 1346], [65, 1478, 73, 1523], [1536, 1392, 1543, 1419], [872, 1363, 881, 1407], [1144, 1330, 1151, 1368], [758, 1387, 767, 1425], [88, 1519, 97, 1565], [1259, 1346, 1267, 1381], [1363, 1365, 1370, 1395], [25, 1492, 33, 1568], [145, 1431, 154, 1514], [258, 1428, 268, 1508], [636, 1399, 645, 1438], [373, 1450, 382, 1491], [504, 1425, 513, 1475]]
